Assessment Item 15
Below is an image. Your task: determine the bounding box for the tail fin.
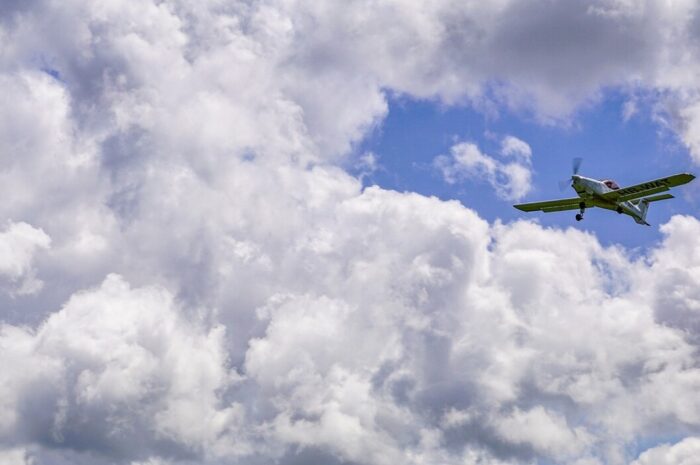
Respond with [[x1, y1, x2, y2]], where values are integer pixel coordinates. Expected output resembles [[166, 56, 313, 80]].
[[640, 199, 650, 222], [634, 198, 652, 225], [635, 194, 674, 225]]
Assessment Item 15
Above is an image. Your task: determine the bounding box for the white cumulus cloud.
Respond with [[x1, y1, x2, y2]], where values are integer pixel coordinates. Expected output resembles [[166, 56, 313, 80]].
[[0, 274, 245, 461], [1, 1, 700, 465], [434, 137, 533, 201], [631, 437, 700, 465], [0, 221, 50, 295]]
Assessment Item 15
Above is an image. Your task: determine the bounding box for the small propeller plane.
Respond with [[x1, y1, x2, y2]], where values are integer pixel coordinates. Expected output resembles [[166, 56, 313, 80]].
[[513, 158, 695, 225]]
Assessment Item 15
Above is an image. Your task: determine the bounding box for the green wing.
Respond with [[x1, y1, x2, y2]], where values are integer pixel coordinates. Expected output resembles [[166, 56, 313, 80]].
[[513, 197, 585, 213], [602, 173, 695, 202]]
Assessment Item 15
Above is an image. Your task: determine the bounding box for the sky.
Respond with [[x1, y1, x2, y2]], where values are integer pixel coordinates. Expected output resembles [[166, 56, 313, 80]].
[[355, 92, 699, 249], [1, 1, 700, 465]]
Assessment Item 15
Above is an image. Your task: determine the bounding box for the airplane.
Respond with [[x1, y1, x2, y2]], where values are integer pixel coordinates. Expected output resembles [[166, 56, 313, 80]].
[[513, 158, 695, 225]]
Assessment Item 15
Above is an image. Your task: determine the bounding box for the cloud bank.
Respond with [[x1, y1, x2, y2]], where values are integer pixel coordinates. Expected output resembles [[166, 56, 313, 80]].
[[1, 1, 700, 464]]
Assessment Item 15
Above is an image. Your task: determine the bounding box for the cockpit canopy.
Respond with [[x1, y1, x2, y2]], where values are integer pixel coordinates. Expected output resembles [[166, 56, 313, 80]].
[[603, 179, 620, 190]]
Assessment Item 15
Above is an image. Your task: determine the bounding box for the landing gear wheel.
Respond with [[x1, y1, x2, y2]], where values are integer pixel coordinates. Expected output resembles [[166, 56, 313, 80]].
[[575, 213, 583, 221], [576, 202, 586, 222], [616, 206, 623, 214]]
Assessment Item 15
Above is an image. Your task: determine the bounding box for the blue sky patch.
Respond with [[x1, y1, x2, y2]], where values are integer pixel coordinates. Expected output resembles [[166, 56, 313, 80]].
[[354, 91, 698, 249]]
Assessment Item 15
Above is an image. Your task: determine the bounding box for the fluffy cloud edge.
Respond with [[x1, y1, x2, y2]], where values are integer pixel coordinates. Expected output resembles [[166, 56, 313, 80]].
[[434, 136, 533, 201]]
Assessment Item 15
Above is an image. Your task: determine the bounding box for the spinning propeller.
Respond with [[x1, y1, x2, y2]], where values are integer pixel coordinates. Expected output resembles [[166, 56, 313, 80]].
[[559, 157, 583, 191]]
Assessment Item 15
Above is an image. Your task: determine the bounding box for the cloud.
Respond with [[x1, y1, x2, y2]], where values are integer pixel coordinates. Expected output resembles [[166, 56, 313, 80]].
[[3, 173, 700, 465], [0, 274, 244, 462], [0, 447, 33, 465], [6, 0, 700, 161], [434, 137, 533, 201], [493, 407, 591, 459], [631, 437, 700, 465], [2, 1, 700, 465], [500, 135, 533, 161], [675, 101, 700, 164], [0, 222, 50, 295], [622, 98, 639, 122], [648, 216, 700, 344]]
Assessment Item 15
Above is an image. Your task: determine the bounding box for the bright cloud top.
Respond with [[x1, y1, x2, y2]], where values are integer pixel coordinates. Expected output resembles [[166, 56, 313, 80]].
[[1, 1, 700, 465], [631, 437, 700, 465]]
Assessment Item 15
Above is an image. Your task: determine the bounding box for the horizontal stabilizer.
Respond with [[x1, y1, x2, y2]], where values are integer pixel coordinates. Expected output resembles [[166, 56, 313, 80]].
[[643, 193, 674, 203]]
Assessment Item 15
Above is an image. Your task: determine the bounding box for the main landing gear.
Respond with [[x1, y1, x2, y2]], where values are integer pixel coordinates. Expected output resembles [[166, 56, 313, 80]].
[[575, 202, 585, 222]]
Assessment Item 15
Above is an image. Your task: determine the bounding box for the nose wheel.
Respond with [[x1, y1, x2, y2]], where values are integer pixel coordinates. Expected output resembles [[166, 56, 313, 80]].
[[575, 202, 585, 222]]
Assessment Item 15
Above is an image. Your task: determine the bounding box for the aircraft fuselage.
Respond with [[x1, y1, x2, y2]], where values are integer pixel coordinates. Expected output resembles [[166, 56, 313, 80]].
[[571, 175, 648, 224]]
